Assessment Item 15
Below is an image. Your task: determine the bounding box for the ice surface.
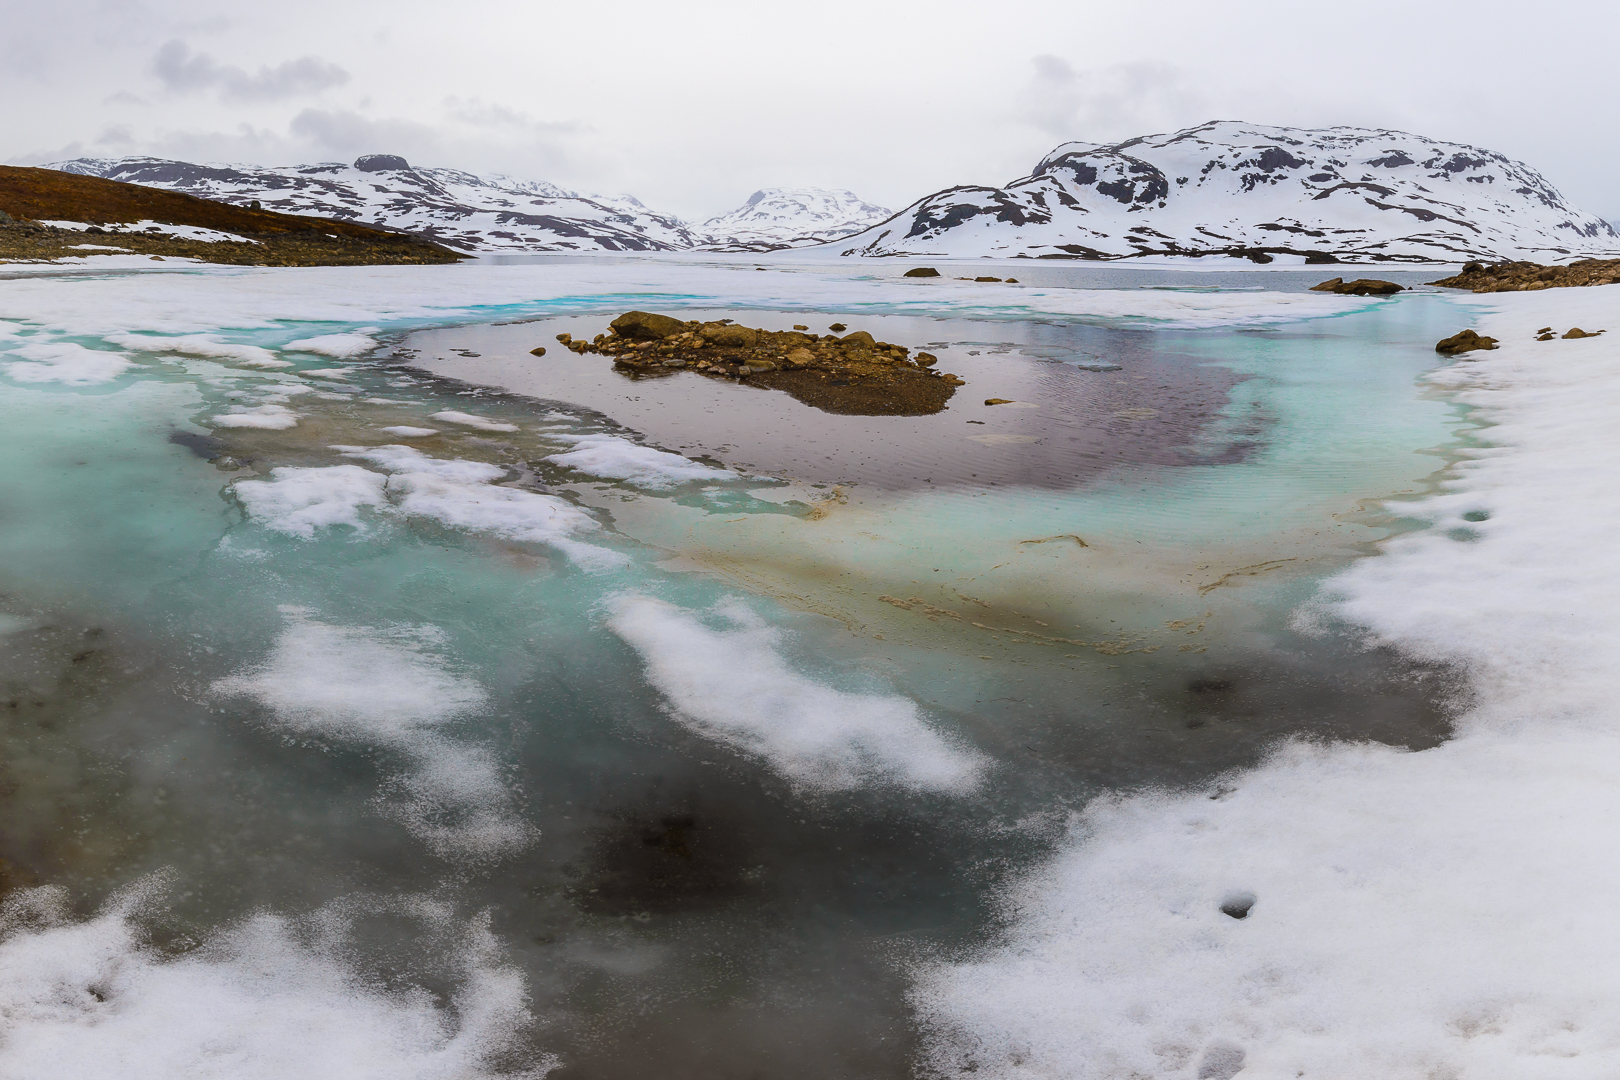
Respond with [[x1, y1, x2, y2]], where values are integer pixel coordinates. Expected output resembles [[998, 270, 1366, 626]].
[[212, 404, 299, 429], [232, 465, 388, 538], [0, 262, 1378, 342], [215, 609, 536, 859], [0, 881, 550, 1079], [545, 434, 732, 487], [429, 410, 520, 432], [3, 341, 131, 385], [605, 595, 985, 792], [914, 287, 1620, 1079], [285, 333, 379, 358]]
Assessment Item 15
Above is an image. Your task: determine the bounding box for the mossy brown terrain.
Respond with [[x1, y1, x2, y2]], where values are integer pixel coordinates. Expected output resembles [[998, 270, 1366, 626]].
[[1430, 259, 1620, 293], [555, 311, 964, 416], [0, 165, 463, 266]]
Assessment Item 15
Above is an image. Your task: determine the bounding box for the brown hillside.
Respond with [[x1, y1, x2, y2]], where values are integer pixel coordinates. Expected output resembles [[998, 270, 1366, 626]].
[[1, 165, 387, 238], [0, 165, 463, 265]]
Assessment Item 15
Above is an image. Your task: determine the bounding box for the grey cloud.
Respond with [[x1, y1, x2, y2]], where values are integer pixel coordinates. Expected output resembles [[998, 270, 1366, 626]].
[[151, 40, 349, 102]]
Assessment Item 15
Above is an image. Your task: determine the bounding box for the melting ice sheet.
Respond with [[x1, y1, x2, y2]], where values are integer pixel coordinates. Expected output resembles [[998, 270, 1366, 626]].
[[0, 258, 1550, 1077]]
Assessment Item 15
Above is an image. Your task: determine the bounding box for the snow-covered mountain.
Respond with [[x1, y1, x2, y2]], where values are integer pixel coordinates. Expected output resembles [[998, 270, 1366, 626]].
[[699, 188, 893, 251], [834, 122, 1620, 263], [50, 155, 702, 252], [48, 156, 890, 253]]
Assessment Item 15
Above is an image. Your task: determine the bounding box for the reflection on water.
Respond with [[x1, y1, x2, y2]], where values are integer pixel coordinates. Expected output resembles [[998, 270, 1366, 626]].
[[0, 286, 1474, 1077]]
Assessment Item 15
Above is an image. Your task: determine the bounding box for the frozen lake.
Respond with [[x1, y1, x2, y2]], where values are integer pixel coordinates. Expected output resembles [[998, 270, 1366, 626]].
[[0, 258, 1492, 1077]]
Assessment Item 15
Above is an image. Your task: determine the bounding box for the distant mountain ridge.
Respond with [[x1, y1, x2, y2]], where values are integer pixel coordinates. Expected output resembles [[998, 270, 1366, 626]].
[[49, 156, 893, 253], [700, 188, 896, 251], [835, 122, 1620, 263]]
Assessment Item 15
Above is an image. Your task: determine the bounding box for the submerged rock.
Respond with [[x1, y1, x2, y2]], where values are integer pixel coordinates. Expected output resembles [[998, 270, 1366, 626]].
[[1435, 329, 1499, 355], [569, 312, 964, 416]]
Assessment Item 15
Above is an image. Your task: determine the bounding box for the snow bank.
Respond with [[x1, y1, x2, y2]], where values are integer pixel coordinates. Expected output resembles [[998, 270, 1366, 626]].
[[0, 880, 551, 1079], [605, 595, 985, 792], [545, 434, 732, 487], [913, 287, 1620, 1079], [215, 609, 535, 859]]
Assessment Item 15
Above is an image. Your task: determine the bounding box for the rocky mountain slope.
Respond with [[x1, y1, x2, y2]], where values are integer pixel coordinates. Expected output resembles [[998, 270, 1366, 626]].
[[834, 122, 1620, 263], [50, 156, 891, 253]]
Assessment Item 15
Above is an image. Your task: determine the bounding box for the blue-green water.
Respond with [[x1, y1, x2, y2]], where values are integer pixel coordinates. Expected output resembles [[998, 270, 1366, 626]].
[[0, 270, 1475, 1078]]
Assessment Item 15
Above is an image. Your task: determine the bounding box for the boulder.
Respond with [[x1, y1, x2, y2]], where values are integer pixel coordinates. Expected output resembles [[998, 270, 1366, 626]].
[[707, 324, 758, 348], [974, 276, 1002, 282], [985, 398, 1014, 406], [903, 267, 941, 278], [611, 311, 687, 340], [1435, 329, 1499, 355], [840, 330, 877, 349], [785, 348, 815, 367], [829, 323, 848, 332], [1563, 327, 1606, 339], [1310, 277, 1405, 296], [529, 346, 546, 357], [915, 352, 938, 367]]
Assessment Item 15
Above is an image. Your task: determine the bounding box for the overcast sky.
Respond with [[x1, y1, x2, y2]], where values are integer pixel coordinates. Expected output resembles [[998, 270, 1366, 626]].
[[5, 0, 1617, 221]]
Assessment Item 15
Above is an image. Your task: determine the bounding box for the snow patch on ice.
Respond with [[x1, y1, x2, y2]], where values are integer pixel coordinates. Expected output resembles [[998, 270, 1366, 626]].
[[105, 332, 288, 368], [545, 434, 733, 488], [0, 880, 552, 1079], [327, 444, 625, 570], [605, 595, 985, 792], [4, 341, 132, 385], [214, 609, 536, 859], [284, 333, 379, 358], [212, 404, 299, 429], [429, 411, 519, 433], [382, 426, 440, 437], [232, 465, 388, 538]]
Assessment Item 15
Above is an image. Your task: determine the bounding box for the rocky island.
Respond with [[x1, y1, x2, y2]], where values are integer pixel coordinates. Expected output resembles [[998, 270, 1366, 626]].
[[554, 311, 964, 416]]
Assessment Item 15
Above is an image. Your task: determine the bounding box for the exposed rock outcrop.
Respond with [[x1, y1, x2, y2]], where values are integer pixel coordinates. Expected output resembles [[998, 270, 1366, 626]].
[[1309, 277, 1405, 296], [554, 315, 963, 416], [1429, 259, 1620, 292]]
